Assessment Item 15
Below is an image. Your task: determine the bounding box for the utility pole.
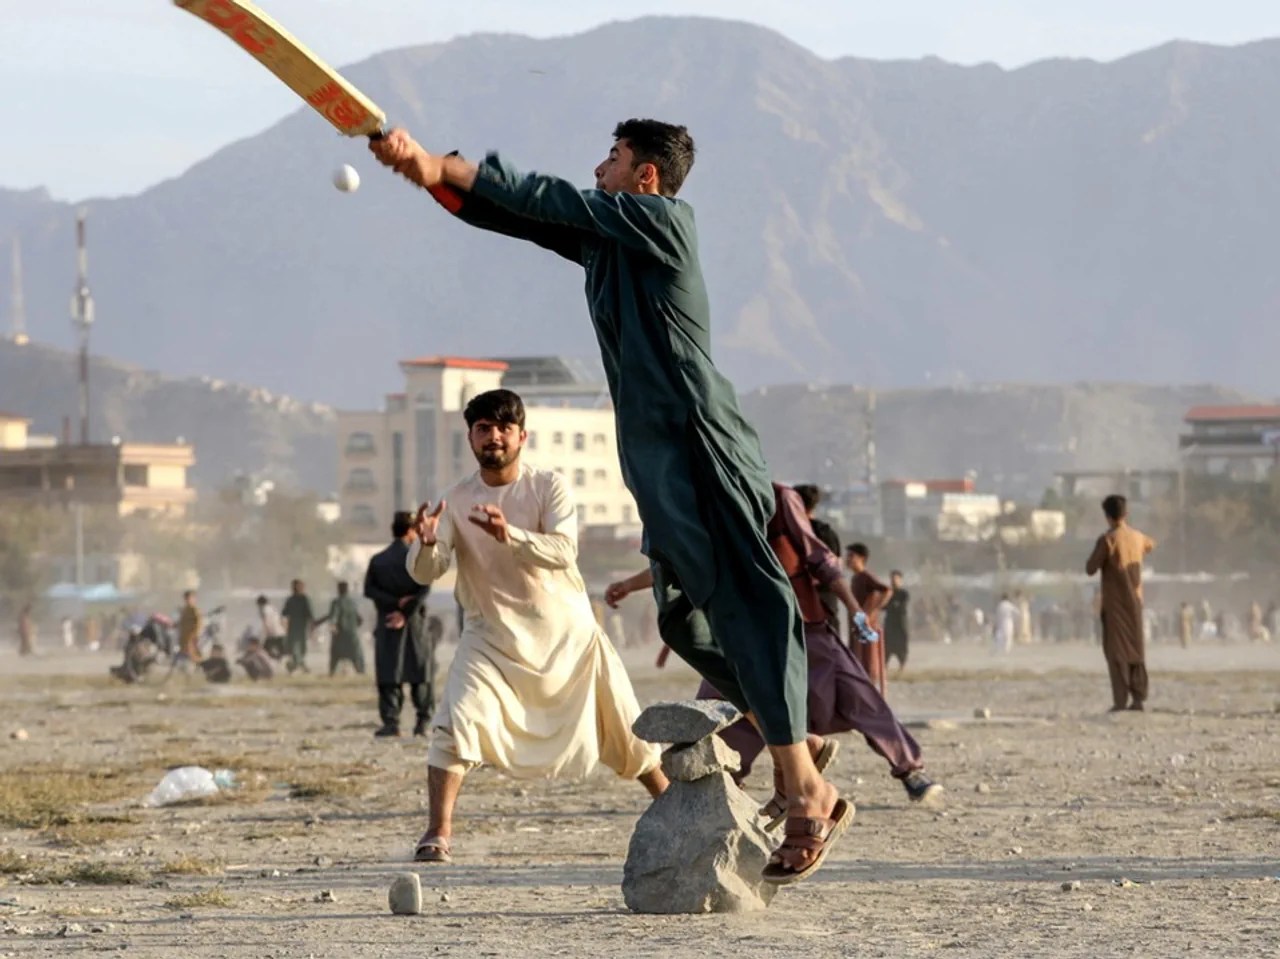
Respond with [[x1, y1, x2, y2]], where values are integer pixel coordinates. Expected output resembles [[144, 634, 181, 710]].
[[70, 209, 94, 445], [9, 237, 27, 345], [865, 389, 879, 535]]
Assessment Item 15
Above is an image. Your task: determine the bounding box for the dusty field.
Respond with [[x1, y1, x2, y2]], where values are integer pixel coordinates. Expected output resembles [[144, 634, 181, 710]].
[[2, 640, 1278, 958]]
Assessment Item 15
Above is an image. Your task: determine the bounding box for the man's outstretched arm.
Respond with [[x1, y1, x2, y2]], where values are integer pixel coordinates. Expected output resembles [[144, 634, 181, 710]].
[[370, 130, 585, 264], [370, 129, 687, 265]]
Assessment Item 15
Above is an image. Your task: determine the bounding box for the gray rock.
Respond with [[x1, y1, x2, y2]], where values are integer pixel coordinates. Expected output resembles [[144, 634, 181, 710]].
[[623, 772, 777, 914], [388, 873, 422, 916], [632, 701, 742, 745], [314, 889, 336, 903], [1062, 881, 1082, 892], [973, 707, 991, 720], [660, 737, 741, 782]]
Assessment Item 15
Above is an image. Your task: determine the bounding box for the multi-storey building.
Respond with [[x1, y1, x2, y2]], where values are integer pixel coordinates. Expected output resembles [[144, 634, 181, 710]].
[[1179, 405, 1280, 481], [335, 356, 638, 542], [0, 412, 195, 517]]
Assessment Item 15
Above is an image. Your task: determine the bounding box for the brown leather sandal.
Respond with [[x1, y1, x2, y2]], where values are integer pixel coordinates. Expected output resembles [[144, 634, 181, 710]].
[[761, 738, 840, 831], [761, 797, 855, 885], [413, 832, 452, 864]]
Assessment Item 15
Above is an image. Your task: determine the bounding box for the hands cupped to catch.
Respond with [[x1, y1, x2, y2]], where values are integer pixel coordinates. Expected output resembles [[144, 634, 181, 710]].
[[369, 128, 444, 188], [468, 504, 510, 543], [414, 500, 446, 545]]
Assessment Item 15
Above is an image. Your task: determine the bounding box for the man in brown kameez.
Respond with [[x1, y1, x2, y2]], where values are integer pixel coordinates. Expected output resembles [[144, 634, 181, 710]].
[[846, 544, 890, 697], [1085, 495, 1155, 712]]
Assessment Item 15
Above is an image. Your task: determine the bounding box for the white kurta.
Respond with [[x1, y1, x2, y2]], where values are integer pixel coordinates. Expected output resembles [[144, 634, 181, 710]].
[[406, 464, 658, 781]]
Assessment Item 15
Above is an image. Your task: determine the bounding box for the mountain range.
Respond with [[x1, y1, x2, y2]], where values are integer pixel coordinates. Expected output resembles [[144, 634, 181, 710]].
[[3, 18, 1279, 409]]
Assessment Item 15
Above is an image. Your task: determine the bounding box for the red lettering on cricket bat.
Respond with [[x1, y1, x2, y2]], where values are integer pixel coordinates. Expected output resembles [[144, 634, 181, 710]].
[[201, 1, 274, 56]]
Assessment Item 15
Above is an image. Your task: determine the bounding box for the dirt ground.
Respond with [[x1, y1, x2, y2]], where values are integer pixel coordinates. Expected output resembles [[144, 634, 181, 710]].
[[2, 638, 1278, 958]]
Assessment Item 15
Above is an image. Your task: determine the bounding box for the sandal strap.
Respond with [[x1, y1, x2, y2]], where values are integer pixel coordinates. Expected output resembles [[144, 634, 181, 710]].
[[783, 816, 835, 839]]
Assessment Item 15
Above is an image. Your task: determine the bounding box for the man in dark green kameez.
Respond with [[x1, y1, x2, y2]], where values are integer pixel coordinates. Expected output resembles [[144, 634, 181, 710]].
[[317, 580, 365, 676], [372, 120, 852, 883]]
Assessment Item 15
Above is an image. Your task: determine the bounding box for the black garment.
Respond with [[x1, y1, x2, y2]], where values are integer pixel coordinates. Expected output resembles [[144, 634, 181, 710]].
[[377, 682, 432, 731], [883, 587, 910, 668], [364, 538, 434, 726], [809, 517, 841, 629]]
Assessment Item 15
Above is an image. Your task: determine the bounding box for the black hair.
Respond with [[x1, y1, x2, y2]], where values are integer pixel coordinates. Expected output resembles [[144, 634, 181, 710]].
[[792, 483, 821, 512], [847, 543, 870, 560], [464, 389, 526, 430], [337, 581, 349, 594], [1102, 494, 1127, 522], [890, 569, 903, 579], [392, 511, 414, 538], [613, 119, 696, 197]]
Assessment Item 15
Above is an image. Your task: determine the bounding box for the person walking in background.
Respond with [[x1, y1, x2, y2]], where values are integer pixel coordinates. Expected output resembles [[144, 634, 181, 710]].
[[177, 590, 202, 663], [257, 594, 287, 661], [846, 543, 890, 696], [1086, 494, 1155, 712], [17, 604, 35, 656], [1178, 601, 1195, 649], [1016, 590, 1033, 645], [883, 570, 911, 673], [365, 511, 433, 738], [281, 579, 317, 674], [993, 594, 1017, 655], [317, 580, 365, 675]]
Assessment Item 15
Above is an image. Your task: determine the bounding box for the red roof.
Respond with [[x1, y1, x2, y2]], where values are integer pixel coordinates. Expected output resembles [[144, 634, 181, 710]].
[[1185, 405, 1280, 423], [399, 356, 509, 372]]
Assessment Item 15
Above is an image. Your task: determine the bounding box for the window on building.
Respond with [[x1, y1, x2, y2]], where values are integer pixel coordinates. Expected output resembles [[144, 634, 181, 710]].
[[349, 505, 378, 527], [345, 467, 377, 493], [573, 469, 586, 487], [553, 432, 564, 445], [593, 433, 607, 447], [592, 469, 607, 482], [122, 464, 148, 487], [573, 432, 586, 451], [576, 504, 586, 523], [392, 432, 404, 509], [527, 431, 537, 450], [345, 431, 376, 455], [452, 431, 465, 460], [593, 504, 607, 515]]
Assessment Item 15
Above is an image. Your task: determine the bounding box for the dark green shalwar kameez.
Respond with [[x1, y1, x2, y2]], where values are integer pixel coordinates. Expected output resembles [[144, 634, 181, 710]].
[[448, 153, 807, 745]]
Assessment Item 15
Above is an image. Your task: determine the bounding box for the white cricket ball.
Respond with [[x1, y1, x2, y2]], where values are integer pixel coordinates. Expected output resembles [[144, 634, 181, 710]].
[[333, 164, 360, 193]]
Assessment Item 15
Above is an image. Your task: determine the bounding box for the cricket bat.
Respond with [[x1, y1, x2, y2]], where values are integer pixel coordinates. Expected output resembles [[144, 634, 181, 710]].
[[174, 0, 463, 211]]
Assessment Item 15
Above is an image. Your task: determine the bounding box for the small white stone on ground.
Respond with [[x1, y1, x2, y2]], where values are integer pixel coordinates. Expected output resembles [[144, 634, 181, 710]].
[[976, 783, 991, 794], [388, 873, 422, 915], [973, 707, 991, 720], [1062, 881, 1082, 892]]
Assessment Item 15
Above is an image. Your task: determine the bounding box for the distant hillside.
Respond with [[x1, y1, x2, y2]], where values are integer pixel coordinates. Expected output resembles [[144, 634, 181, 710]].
[[3, 20, 1280, 405], [0, 340, 335, 491]]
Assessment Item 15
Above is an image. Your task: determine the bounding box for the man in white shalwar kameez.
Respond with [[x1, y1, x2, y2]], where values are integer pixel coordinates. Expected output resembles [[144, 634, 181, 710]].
[[406, 389, 666, 863]]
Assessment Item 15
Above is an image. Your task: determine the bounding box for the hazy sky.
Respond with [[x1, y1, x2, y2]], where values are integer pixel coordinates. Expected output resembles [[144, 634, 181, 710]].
[[5, 0, 1280, 200]]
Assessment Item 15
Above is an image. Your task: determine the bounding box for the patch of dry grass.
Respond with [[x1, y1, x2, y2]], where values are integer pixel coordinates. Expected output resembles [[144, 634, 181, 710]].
[[44, 814, 140, 847], [128, 721, 177, 735], [0, 851, 147, 886], [287, 762, 377, 800], [0, 766, 141, 830], [1225, 807, 1280, 823], [165, 887, 233, 910], [161, 855, 224, 876]]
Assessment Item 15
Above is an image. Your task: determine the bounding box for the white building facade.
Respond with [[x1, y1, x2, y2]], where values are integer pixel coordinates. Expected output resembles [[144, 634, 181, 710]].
[[335, 357, 638, 542]]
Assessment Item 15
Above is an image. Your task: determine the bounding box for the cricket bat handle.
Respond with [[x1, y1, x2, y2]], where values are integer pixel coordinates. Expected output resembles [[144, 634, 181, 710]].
[[368, 131, 465, 214]]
